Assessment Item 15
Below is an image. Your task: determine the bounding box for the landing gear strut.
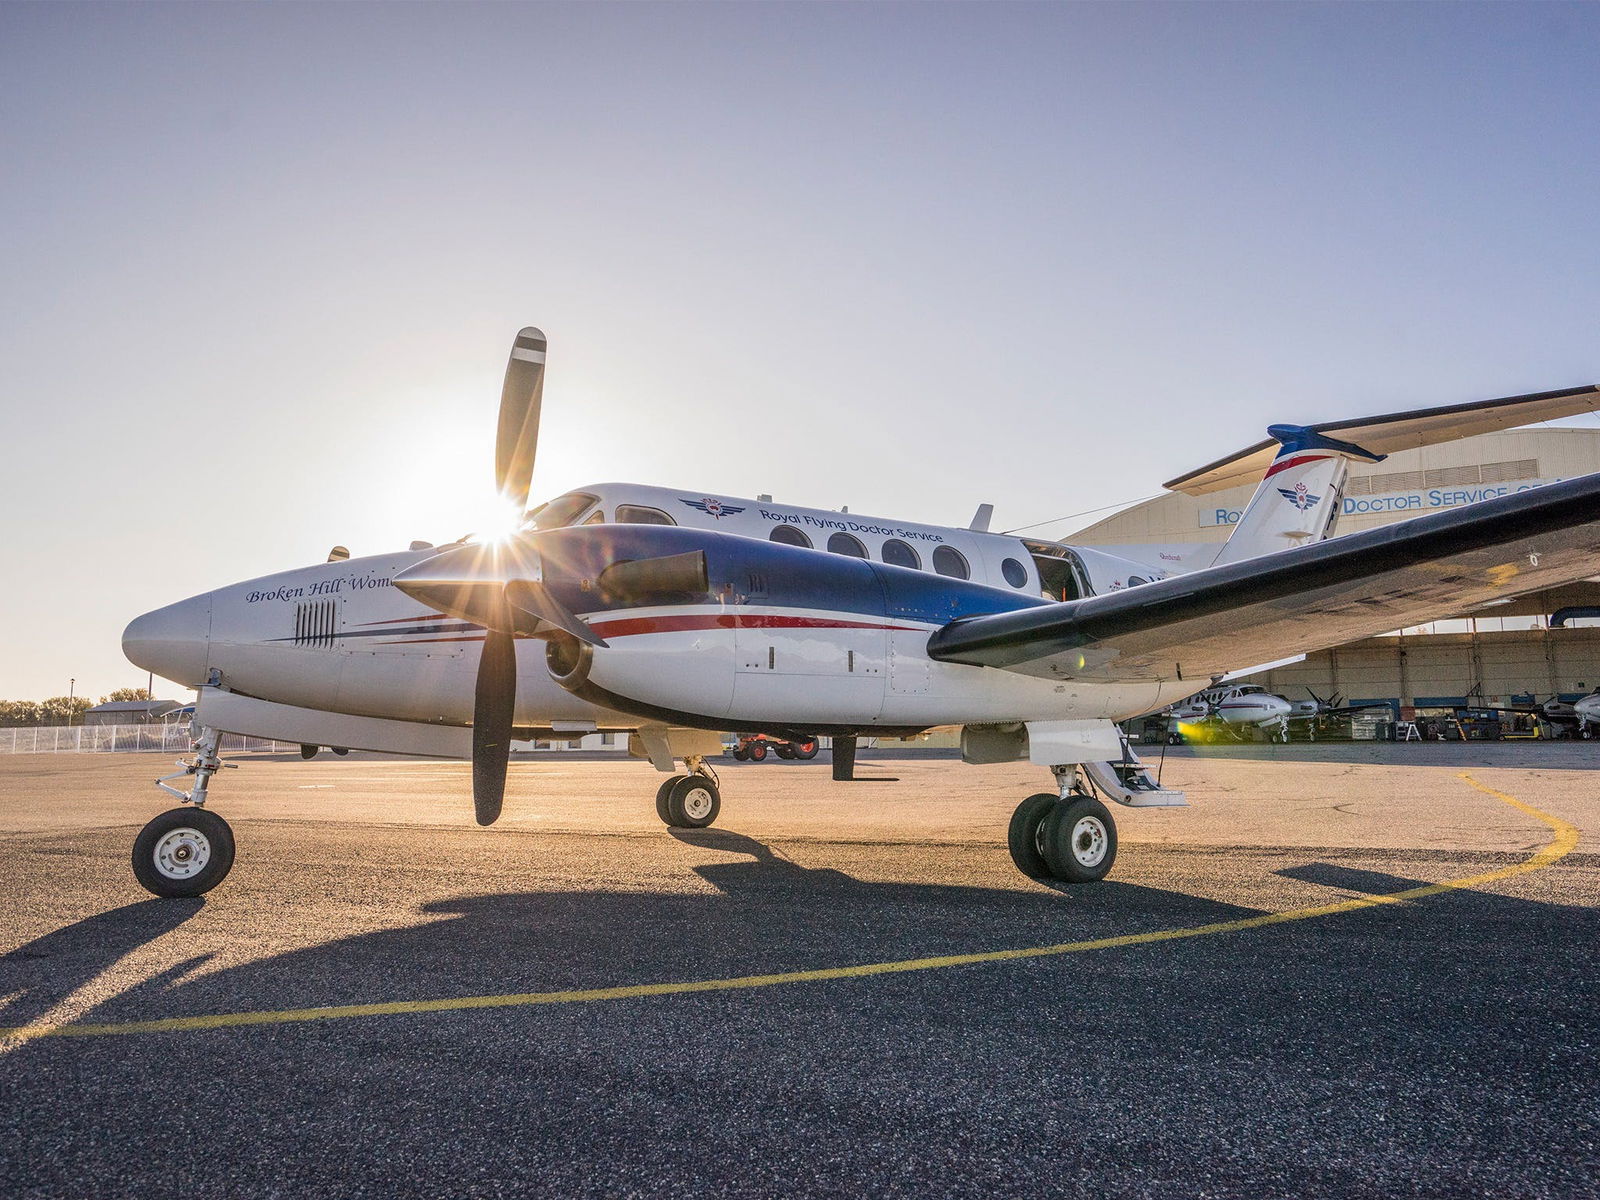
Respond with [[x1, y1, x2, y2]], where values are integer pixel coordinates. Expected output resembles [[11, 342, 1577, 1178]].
[[1007, 765, 1118, 884], [136, 724, 239, 898], [655, 756, 721, 829]]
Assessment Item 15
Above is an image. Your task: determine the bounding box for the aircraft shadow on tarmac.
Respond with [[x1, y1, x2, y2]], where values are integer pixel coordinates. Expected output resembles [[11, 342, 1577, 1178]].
[[3, 830, 1595, 1035], [0, 898, 204, 1031], [2, 830, 1270, 1030]]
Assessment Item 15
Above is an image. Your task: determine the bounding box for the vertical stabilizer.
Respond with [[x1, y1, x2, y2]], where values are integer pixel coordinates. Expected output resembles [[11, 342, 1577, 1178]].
[[1211, 425, 1384, 566]]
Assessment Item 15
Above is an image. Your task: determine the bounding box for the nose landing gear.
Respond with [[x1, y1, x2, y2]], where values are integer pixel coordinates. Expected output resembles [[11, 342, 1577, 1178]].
[[135, 724, 239, 898]]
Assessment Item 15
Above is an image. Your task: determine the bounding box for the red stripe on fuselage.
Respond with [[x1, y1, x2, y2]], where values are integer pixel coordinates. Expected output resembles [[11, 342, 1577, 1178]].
[[585, 613, 927, 639], [358, 613, 460, 627], [1263, 453, 1332, 480], [371, 613, 925, 646]]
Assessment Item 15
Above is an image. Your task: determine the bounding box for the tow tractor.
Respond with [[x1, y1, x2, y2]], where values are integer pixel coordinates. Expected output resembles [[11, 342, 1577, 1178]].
[[728, 734, 820, 762]]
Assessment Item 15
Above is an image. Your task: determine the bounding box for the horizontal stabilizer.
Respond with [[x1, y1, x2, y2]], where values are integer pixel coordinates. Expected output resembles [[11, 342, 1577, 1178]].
[[927, 471, 1600, 683], [1166, 385, 1600, 496]]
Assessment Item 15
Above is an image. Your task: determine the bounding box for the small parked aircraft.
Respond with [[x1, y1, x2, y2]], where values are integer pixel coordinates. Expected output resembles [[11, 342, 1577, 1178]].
[[122, 327, 1600, 897]]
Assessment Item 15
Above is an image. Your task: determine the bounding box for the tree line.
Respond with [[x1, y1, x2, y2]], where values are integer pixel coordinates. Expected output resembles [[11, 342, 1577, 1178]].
[[0, 687, 156, 727]]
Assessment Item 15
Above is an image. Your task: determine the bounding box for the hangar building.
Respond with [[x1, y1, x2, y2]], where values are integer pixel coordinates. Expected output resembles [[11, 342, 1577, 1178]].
[[1069, 427, 1600, 711]]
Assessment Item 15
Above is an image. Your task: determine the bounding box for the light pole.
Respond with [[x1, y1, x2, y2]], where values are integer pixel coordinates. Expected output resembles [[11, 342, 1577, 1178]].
[[68, 678, 75, 727]]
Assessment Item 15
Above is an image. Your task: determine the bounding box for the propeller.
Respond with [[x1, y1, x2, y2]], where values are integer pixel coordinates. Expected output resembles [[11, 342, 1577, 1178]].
[[495, 327, 546, 513]]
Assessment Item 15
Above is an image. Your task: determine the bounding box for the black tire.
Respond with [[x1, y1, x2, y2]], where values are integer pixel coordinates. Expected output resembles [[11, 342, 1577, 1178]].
[[792, 739, 819, 760], [663, 774, 720, 829], [654, 776, 681, 824], [1041, 795, 1117, 884], [749, 743, 767, 762], [132, 807, 236, 898], [331, 747, 349, 756], [299, 744, 318, 760], [775, 744, 796, 760], [732, 747, 749, 761], [1007, 793, 1059, 880]]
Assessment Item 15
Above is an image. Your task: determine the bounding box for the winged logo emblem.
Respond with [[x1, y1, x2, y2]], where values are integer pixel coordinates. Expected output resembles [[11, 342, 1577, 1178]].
[[1276, 482, 1320, 512], [680, 497, 747, 520]]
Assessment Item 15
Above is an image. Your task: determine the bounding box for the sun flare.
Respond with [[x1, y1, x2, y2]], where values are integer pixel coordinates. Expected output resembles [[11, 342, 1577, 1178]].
[[470, 496, 530, 544]]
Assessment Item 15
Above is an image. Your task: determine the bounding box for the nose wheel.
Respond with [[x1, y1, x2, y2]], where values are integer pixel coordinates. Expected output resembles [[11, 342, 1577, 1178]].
[[132, 807, 236, 897], [1008, 791, 1117, 884]]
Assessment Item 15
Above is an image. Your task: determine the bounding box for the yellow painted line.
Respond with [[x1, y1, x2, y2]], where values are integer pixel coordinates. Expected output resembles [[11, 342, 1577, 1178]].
[[2, 772, 1578, 1042]]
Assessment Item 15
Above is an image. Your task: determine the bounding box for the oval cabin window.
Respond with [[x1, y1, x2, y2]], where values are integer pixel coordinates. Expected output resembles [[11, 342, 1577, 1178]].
[[827, 532, 868, 559], [881, 539, 920, 570], [932, 545, 970, 579], [769, 525, 811, 548], [1001, 558, 1029, 588]]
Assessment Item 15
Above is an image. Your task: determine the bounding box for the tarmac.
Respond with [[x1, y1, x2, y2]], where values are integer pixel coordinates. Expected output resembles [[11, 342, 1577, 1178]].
[[1, 743, 1596, 1198]]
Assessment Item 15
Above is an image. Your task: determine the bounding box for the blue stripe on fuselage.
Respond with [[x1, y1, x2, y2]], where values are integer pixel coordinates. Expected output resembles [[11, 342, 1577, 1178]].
[[532, 525, 1049, 624]]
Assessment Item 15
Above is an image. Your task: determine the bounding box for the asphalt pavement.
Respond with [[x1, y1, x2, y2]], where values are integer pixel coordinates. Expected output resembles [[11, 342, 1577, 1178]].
[[0, 746, 1596, 1198]]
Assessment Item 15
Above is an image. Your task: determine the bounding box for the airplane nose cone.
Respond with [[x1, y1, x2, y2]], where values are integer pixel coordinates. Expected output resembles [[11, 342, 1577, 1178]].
[[122, 594, 213, 686]]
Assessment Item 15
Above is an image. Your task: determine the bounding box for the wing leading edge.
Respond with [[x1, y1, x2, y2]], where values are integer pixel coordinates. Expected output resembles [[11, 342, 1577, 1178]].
[[927, 472, 1600, 683]]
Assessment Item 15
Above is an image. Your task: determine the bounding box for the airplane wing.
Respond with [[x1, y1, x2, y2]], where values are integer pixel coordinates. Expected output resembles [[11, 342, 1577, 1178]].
[[1165, 384, 1600, 496], [926, 473, 1600, 683]]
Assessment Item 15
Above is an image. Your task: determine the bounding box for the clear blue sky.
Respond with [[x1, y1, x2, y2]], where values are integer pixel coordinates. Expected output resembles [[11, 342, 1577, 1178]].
[[4, 2, 1600, 700]]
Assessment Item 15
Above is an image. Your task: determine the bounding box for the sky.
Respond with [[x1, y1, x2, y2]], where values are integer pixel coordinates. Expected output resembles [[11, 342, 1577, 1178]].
[[4, 1, 1600, 700]]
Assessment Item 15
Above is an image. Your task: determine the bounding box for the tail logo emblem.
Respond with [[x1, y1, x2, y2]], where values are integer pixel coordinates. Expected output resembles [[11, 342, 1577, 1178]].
[[1277, 482, 1320, 511]]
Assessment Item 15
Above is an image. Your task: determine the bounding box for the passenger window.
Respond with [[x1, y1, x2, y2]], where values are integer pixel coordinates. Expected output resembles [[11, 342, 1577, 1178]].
[[881, 539, 920, 570], [770, 525, 812, 548], [827, 532, 868, 559], [615, 504, 676, 526], [932, 545, 969, 580], [1001, 558, 1029, 588], [583, 510, 607, 525]]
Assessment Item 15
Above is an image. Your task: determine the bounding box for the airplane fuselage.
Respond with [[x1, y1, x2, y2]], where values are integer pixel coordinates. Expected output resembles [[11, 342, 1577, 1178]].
[[126, 523, 1199, 737]]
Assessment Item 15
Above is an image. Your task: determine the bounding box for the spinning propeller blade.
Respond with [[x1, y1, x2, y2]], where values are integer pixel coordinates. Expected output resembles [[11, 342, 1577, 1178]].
[[496, 327, 547, 513]]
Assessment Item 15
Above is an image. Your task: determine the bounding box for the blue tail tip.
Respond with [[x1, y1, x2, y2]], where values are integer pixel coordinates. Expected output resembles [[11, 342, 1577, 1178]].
[[1268, 424, 1385, 463]]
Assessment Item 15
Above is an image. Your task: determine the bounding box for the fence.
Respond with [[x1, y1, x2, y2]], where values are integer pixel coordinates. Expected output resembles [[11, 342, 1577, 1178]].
[[0, 724, 293, 756]]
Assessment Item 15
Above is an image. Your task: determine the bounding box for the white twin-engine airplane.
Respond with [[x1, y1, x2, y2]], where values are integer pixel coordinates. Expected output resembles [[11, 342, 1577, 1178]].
[[122, 327, 1600, 898]]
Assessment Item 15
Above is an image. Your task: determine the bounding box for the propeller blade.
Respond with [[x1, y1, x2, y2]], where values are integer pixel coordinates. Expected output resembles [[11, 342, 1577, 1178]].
[[496, 327, 547, 512], [472, 630, 516, 825]]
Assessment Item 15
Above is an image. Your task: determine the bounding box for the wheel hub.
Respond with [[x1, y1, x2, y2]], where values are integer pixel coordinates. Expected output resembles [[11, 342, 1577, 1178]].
[[153, 827, 211, 880], [682, 787, 714, 820], [1070, 815, 1107, 868]]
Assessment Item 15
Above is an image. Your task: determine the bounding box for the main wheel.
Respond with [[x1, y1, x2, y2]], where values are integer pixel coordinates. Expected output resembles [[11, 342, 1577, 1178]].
[[663, 774, 721, 828], [1007, 793, 1060, 880], [654, 775, 681, 824], [792, 739, 819, 760], [1041, 795, 1117, 884], [132, 807, 236, 898]]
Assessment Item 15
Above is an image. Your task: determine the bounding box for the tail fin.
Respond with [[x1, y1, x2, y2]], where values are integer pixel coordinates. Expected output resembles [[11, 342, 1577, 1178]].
[[1211, 425, 1384, 566]]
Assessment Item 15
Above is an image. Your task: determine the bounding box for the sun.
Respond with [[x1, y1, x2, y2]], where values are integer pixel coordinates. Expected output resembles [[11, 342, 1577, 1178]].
[[471, 496, 529, 544]]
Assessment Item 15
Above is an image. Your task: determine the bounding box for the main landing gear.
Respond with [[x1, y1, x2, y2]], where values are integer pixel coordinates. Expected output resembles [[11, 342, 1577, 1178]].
[[1008, 766, 1118, 884], [134, 725, 238, 898], [654, 756, 722, 829]]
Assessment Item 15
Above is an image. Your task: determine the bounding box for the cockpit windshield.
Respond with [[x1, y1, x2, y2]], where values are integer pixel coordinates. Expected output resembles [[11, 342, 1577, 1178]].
[[526, 492, 598, 531]]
